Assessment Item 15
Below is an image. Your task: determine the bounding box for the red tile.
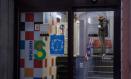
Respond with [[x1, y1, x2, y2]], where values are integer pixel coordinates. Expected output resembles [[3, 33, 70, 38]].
[[24, 68, 33, 77], [20, 59, 25, 68], [25, 12, 34, 22], [25, 32, 34, 40], [34, 60, 43, 68]]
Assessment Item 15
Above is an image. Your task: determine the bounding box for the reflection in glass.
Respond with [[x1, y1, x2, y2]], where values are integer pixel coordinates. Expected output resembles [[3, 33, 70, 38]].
[[74, 11, 114, 79]]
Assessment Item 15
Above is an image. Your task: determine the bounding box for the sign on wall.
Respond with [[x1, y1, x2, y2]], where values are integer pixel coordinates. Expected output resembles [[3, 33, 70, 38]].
[[50, 35, 64, 55]]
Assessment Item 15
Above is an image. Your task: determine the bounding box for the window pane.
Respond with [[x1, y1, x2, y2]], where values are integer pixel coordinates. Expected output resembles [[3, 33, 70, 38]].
[[74, 11, 114, 79], [19, 12, 68, 79]]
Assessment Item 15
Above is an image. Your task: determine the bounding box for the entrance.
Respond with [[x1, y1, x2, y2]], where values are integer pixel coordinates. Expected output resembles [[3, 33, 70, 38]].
[[19, 12, 68, 79], [16, 1, 121, 79], [74, 11, 114, 79], [18, 10, 120, 79]]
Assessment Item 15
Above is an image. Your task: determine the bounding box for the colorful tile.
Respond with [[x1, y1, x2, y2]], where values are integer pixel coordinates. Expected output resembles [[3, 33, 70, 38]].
[[24, 40, 34, 68], [33, 77, 42, 79], [34, 68, 43, 77], [25, 12, 34, 22], [25, 40, 34, 61], [20, 31, 25, 40], [24, 68, 33, 77], [20, 22, 25, 31], [42, 68, 47, 78], [20, 49, 25, 59], [34, 60, 43, 68], [21, 13, 25, 22], [20, 40, 25, 49], [34, 12, 43, 22], [20, 68, 24, 79], [25, 22, 34, 31], [20, 59, 25, 68], [34, 32, 41, 40], [25, 59, 34, 68], [25, 32, 34, 40]]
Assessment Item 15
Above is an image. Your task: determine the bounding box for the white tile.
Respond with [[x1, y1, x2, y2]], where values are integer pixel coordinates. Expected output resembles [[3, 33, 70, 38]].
[[20, 31, 25, 40], [25, 60, 34, 68], [34, 12, 43, 22], [25, 22, 34, 31], [34, 68, 44, 77], [20, 49, 25, 59], [20, 68, 24, 79], [25, 40, 34, 68], [21, 13, 25, 22], [34, 32, 41, 40]]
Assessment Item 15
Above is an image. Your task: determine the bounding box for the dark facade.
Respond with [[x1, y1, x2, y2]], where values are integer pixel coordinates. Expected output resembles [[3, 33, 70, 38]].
[[0, 0, 130, 79], [17, 0, 120, 11]]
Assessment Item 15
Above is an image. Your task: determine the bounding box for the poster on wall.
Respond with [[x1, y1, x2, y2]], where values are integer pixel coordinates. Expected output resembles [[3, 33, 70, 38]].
[[50, 35, 64, 55]]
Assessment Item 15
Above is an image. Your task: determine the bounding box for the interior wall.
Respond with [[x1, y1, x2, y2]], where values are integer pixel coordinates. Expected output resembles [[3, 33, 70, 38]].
[[0, 0, 14, 79], [106, 11, 114, 49], [79, 14, 88, 56]]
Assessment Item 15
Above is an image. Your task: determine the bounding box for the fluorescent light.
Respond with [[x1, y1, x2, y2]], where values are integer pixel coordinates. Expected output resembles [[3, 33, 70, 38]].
[[98, 25, 101, 28], [56, 14, 62, 19], [88, 17, 91, 24], [76, 20, 80, 24]]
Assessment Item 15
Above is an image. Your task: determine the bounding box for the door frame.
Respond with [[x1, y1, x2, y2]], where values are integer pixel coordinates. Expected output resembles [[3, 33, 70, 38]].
[[14, 2, 121, 79], [71, 7, 121, 79]]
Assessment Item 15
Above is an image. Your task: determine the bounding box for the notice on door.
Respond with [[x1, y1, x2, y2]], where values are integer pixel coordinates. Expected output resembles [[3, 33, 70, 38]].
[[50, 35, 64, 55]]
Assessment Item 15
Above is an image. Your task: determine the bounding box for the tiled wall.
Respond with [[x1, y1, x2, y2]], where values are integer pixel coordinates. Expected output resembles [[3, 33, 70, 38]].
[[19, 12, 59, 79]]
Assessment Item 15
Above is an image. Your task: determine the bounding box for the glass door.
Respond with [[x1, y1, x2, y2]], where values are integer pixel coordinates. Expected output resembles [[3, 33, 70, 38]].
[[73, 11, 115, 79], [19, 12, 68, 79]]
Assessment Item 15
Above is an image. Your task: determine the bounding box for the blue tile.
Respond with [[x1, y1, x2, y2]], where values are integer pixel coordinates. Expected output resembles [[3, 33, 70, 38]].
[[34, 77, 42, 79], [20, 40, 25, 49]]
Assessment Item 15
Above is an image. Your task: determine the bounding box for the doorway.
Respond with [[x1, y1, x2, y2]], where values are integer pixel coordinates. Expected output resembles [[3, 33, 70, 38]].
[[73, 9, 121, 79], [17, 9, 120, 79]]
